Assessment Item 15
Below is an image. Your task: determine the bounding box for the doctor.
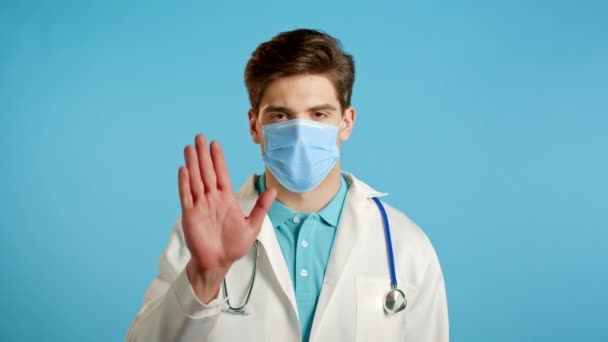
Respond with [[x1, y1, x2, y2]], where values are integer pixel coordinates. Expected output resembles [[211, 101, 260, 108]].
[[127, 29, 449, 341]]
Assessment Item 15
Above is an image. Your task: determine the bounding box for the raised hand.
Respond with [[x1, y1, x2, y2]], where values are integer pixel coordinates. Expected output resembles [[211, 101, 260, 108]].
[[178, 134, 276, 303]]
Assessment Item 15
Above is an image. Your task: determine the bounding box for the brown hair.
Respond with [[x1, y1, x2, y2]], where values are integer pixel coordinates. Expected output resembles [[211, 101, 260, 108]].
[[244, 29, 355, 114]]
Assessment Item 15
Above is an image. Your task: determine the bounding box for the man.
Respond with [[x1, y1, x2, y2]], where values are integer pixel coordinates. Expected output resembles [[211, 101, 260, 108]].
[[127, 29, 449, 341]]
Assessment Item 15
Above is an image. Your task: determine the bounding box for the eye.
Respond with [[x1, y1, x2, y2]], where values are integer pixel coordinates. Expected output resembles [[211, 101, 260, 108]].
[[271, 112, 288, 120], [314, 112, 329, 118]]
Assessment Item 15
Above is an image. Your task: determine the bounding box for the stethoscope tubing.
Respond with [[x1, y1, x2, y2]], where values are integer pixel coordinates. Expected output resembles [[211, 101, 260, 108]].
[[223, 240, 259, 314], [372, 197, 398, 288]]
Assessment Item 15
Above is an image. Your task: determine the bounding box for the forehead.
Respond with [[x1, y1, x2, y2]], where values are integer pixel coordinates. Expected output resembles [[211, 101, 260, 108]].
[[260, 74, 339, 109]]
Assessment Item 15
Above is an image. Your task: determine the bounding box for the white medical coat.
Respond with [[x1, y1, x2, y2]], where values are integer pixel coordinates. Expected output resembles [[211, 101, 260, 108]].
[[126, 172, 449, 341]]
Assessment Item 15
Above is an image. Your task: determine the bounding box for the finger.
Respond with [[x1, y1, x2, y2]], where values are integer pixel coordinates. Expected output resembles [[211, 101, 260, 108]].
[[185, 145, 204, 198], [178, 166, 193, 210], [195, 134, 217, 192], [210, 140, 233, 193], [246, 188, 277, 235]]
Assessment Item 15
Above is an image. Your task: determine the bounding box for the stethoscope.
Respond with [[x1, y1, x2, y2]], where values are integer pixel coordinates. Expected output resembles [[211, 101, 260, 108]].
[[222, 240, 259, 315], [222, 197, 407, 315], [372, 197, 407, 314]]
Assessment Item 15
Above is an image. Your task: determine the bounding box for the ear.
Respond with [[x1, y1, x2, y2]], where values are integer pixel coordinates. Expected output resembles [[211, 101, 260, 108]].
[[248, 109, 262, 144], [338, 106, 356, 142]]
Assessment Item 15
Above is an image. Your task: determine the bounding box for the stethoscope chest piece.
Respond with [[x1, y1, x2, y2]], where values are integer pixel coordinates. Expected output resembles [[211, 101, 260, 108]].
[[383, 287, 407, 314]]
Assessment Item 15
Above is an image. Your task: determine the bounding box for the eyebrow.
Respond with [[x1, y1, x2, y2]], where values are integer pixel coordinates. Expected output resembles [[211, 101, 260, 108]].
[[262, 106, 292, 114], [261, 104, 338, 114], [309, 104, 338, 112]]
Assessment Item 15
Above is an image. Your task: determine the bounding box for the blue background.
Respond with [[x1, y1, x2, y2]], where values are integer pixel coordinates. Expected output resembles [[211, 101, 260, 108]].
[[1, 0, 607, 341]]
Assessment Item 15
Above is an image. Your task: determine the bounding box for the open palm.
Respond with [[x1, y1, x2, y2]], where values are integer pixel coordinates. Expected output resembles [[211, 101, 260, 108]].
[[179, 135, 275, 273]]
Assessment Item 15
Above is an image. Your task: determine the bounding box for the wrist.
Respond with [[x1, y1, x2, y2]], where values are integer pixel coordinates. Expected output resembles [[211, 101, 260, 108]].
[[186, 260, 228, 304]]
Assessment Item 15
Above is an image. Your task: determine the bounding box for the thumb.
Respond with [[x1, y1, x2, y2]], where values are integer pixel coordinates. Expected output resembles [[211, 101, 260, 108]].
[[246, 188, 277, 235]]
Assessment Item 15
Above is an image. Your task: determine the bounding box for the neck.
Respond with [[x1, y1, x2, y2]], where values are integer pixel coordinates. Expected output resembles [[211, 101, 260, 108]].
[[265, 163, 342, 213]]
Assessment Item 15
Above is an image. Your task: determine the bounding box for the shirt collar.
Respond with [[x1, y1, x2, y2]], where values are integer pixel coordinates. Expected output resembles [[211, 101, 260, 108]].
[[256, 173, 295, 228], [317, 175, 348, 227], [255, 173, 349, 228]]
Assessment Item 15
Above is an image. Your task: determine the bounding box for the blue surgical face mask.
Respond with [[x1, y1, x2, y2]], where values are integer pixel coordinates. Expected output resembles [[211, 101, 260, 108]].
[[261, 118, 341, 193]]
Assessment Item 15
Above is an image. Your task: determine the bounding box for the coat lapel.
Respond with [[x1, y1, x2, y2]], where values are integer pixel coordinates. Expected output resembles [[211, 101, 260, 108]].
[[310, 172, 387, 340], [237, 176, 299, 320], [257, 216, 299, 318]]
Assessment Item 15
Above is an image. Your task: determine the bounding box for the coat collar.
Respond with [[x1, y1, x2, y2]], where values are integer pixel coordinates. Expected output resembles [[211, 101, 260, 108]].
[[235, 171, 387, 333]]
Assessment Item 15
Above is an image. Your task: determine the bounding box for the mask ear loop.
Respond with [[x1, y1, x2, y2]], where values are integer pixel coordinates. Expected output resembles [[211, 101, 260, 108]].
[[255, 118, 266, 150], [338, 115, 349, 137]]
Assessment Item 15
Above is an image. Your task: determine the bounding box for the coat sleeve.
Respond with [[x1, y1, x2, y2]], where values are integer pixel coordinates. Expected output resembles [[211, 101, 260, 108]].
[[126, 219, 226, 342], [406, 240, 450, 342]]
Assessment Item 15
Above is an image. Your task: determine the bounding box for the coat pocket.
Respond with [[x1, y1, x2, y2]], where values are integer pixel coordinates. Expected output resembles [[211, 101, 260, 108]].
[[355, 275, 417, 341]]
